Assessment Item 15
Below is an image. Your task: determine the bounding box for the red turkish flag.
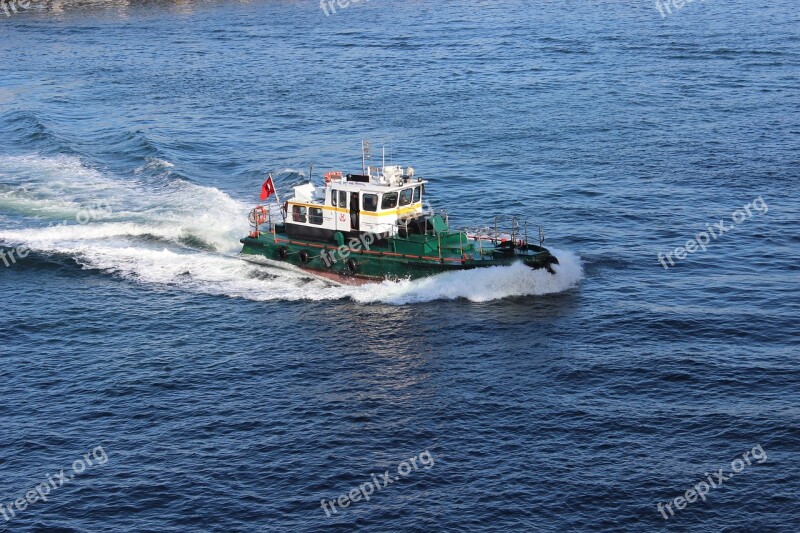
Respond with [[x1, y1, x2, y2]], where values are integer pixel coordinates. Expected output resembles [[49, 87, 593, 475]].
[[260, 175, 275, 201]]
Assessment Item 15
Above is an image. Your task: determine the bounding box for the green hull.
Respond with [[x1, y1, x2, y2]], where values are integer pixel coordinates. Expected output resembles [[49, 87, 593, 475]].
[[240, 227, 559, 282]]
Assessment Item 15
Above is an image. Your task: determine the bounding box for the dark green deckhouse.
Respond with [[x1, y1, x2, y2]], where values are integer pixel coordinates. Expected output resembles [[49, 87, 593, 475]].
[[240, 142, 559, 284]]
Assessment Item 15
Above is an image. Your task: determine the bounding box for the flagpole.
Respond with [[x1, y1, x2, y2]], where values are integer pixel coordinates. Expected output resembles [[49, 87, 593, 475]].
[[267, 173, 285, 223]]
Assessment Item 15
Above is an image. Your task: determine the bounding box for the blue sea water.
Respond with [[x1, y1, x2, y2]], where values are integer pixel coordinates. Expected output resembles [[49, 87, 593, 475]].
[[1, 0, 799, 531]]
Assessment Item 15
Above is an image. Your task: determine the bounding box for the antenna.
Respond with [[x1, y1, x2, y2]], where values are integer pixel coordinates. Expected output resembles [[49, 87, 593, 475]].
[[308, 162, 313, 182], [382, 145, 385, 169], [361, 140, 372, 175]]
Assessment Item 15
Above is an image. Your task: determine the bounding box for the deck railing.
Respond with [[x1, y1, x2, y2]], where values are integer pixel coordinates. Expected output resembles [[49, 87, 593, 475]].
[[464, 217, 545, 247]]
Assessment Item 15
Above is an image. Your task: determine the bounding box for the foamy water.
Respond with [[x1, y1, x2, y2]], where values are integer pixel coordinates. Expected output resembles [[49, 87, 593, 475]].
[[0, 154, 583, 304]]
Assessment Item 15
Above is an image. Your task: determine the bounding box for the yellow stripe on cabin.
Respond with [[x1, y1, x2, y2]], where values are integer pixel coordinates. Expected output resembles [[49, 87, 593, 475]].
[[288, 202, 422, 217]]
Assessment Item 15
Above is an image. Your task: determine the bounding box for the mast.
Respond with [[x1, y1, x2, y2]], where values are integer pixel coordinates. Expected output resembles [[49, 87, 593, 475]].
[[361, 140, 372, 175]]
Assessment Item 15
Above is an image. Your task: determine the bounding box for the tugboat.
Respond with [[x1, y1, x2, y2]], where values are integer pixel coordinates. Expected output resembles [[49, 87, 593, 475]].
[[240, 141, 559, 283]]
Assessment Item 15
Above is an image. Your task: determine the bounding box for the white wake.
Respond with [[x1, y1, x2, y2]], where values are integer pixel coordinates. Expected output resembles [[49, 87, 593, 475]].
[[0, 154, 583, 304]]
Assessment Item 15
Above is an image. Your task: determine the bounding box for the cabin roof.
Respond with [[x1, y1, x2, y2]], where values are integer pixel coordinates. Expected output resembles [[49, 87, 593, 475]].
[[323, 177, 426, 193]]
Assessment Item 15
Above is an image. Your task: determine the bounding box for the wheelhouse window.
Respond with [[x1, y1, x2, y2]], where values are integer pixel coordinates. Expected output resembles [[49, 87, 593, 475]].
[[399, 188, 413, 206], [363, 193, 378, 212], [331, 190, 338, 207], [381, 192, 398, 210], [338, 190, 347, 208], [309, 207, 324, 225], [292, 205, 307, 223], [413, 186, 421, 203]]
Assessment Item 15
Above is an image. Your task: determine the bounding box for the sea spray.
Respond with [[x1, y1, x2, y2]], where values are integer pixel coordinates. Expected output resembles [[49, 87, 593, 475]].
[[1, 154, 583, 304]]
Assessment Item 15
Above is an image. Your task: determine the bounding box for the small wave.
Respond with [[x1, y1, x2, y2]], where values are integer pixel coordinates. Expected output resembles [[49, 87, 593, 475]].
[[134, 157, 175, 174], [0, 110, 65, 150]]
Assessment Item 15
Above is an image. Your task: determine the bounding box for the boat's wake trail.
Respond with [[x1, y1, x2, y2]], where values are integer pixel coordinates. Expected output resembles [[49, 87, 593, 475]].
[[0, 154, 583, 304]]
